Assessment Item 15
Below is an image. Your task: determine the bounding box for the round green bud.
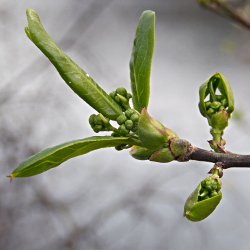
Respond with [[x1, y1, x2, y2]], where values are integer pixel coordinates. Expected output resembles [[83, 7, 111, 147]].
[[93, 125, 102, 133], [109, 91, 116, 99], [118, 124, 129, 136], [205, 101, 211, 108], [116, 87, 127, 96], [94, 115, 103, 125], [219, 106, 224, 111], [130, 113, 139, 122], [125, 120, 133, 130], [125, 109, 135, 118], [210, 101, 221, 110], [210, 110, 229, 130], [210, 191, 218, 197], [207, 108, 215, 115], [169, 138, 192, 160], [116, 114, 127, 125], [89, 114, 96, 125]]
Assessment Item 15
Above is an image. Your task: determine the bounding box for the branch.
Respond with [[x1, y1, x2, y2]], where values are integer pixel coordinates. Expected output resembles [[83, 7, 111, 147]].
[[198, 0, 250, 29], [188, 146, 250, 168]]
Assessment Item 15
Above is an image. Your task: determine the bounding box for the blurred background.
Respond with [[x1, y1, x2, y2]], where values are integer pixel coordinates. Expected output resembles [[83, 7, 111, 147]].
[[1, 0, 250, 249]]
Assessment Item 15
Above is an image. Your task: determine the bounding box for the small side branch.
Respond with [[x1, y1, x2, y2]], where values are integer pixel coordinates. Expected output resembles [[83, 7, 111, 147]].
[[198, 0, 250, 29], [189, 147, 250, 168]]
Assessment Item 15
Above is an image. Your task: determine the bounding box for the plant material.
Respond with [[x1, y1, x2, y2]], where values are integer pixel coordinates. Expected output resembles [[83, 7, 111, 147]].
[[9, 8, 250, 222]]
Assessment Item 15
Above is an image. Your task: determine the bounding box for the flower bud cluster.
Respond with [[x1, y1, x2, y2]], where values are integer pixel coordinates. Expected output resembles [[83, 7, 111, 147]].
[[204, 97, 229, 131], [113, 108, 139, 137], [109, 87, 132, 111], [89, 113, 112, 133], [198, 175, 222, 201]]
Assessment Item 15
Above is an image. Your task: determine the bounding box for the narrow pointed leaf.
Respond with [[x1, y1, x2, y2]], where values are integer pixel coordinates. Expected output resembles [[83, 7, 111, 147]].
[[10, 136, 130, 178], [130, 10, 155, 112], [25, 9, 123, 120]]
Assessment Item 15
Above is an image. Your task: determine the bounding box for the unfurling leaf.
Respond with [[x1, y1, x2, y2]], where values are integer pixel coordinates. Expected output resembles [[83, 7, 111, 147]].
[[25, 9, 123, 120], [130, 10, 155, 112], [184, 174, 222, 222], [10, 136, 130, 178], [138, 108, 169, 149]]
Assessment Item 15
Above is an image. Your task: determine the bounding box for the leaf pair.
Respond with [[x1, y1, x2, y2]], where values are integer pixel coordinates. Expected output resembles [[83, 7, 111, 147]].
[[10, 9, 155, 178]]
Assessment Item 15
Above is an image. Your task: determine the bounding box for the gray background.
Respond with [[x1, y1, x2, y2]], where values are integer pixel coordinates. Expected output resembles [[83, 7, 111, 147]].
[[1, 0, 250, 249]]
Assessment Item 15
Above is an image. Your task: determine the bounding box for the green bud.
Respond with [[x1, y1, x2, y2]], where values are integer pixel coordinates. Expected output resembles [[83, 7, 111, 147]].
[[115, 144, 128, 151], [109, 91, 116, 99], [138, 108, 170, 149], [116, 87, 127, 96], [184, 175, 222, 222], [125, 120, 133, 130], [209, 110, 229, 131], [149, 147, 175, 163], [118, 124, 129, 136], [205, 101, 211, 108], [210, 101, 221, 110], [116, 114, 127, 125], [169, 138, 192, 160], [125, 109, 135, 118], [89, 114, 96, 126], [93, 125, 102, 133], [94, 115, 103, 125], [130, 146, 155, 160], [206, 108, 214, 115], [199, 73, 234, 118], [130, 113, 139, 122]]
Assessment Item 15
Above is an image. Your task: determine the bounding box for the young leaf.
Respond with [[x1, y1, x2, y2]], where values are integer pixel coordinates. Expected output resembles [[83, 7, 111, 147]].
[[130, 10, 155, 112], [10, 136, 130, 178], [25, 9, 123, 120]]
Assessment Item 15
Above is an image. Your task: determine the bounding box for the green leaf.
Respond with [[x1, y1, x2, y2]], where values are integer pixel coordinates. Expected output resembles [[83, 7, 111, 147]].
[[10, 136, 130, 178], [130, 10, 155, 112], [25, 9, 123, 120]]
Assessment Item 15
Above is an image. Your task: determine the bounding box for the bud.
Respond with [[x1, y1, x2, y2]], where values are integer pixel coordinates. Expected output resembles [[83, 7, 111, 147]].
[[199, 73, 234, 119], [116, 114, 127, 125], [209, 110, 229, 131], [169, 138, 192, 160], [130, 145, 154, 160], [149, 147, 175, 163], [184, 174, 222, 222], [138, 108, 176, 148], [125, 120, 134, 130]]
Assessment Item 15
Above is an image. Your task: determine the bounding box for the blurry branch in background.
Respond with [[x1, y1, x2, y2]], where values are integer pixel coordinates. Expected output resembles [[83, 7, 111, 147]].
[[198, 0, 250, 29]]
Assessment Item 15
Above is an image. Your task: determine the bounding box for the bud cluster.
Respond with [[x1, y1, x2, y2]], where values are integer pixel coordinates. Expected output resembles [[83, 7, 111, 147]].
[[109, 87, 132, 111], [199, 73, 234, 150], [113, 108, 139, 136], [89, 113, 113, 133], [198, 175, 222, 201], [184, 170, 222, 222]]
